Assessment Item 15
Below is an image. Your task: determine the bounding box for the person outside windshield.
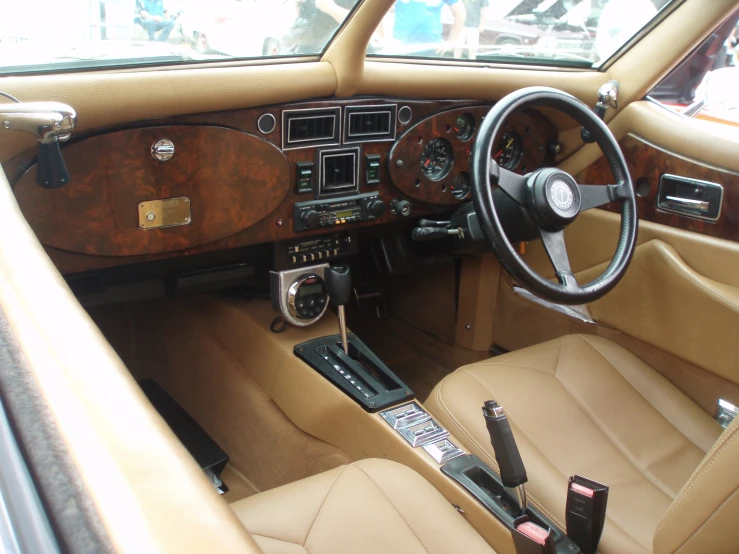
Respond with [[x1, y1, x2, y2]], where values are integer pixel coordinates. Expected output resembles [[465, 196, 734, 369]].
[[135, 0, 175, 42], [284, 0, 358, 53], [454, 0, 489, 59], [393, 0, 467, 56]]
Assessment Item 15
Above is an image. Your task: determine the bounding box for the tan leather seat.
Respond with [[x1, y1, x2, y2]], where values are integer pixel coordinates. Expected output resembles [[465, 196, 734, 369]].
[[231, 458, 496, 554], [426, 334, 739, 554]]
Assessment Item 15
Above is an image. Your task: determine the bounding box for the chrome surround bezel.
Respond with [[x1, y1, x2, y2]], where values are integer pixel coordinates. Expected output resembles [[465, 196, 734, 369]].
[[286, 272, 329, 322], [270, 264, 329, 327], [257, 113, 276, 135], [422, 439, 466, 464], [282, 106, 341, 151], [656, 173, 723, 223], [398, 419, 449, 448], [343, 104, 398, 144], [379, 402, 431, 429]]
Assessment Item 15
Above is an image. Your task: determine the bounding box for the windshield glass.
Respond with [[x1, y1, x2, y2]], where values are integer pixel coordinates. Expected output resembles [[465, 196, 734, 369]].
[[370, 0, 676, 67], [0, 0, 361, 74]]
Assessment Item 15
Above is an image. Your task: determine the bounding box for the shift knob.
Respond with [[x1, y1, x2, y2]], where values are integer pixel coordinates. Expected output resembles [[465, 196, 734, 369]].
[[324, 265, 352, 306]]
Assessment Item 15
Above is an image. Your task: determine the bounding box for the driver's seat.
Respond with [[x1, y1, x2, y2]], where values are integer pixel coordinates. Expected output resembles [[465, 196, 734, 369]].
[[426, 334, 738, 554]]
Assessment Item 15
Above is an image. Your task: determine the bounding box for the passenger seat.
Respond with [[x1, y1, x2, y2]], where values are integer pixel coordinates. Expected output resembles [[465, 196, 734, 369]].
[[231, 458, 496, 554]]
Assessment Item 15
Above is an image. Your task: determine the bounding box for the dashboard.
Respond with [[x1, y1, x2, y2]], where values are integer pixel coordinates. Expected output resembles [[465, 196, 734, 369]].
[[8, 98, 558, 275]]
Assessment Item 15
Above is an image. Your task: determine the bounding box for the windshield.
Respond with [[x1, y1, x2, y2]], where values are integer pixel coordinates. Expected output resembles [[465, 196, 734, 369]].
[[370, 0, 676, 68], [0, 0, 361, 74]]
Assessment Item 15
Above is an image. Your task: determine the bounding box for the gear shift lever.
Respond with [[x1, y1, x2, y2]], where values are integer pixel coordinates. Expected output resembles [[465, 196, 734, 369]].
[[324, 265, 352, 355]]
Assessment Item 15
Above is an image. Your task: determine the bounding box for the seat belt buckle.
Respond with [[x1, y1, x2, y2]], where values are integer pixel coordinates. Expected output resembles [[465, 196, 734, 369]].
[[566, 475, 609, 554], [512, 516, 555, 554]]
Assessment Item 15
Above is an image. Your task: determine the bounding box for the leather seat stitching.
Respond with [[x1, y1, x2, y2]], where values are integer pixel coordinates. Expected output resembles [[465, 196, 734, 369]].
[[250, 533, 306, 550], [655, 426, 739, 539], [353, 464, 431, 553], [553, 366, 675, 503], [578, 334, 712, 453], [438, 372, 567, 530], [303, 465, 347, 547], [673, 487, 739, 553]]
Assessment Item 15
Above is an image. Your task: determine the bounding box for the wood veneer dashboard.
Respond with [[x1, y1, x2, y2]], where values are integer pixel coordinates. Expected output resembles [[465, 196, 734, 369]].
[[8, 98, 557, 275]]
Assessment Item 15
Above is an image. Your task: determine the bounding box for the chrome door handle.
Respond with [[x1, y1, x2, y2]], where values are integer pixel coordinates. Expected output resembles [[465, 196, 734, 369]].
[[664, 196, 710, 211]]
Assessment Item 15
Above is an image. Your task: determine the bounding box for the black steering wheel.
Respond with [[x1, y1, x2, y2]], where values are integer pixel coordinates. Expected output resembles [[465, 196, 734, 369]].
[[470, 87, 637, 305]]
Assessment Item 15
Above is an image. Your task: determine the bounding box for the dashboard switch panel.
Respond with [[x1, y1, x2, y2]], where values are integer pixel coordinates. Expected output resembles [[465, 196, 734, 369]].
[[275, 231, 356, 269]]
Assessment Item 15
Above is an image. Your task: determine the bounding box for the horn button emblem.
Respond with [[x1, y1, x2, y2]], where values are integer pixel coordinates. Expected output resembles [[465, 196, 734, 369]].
[[550, 180, 575, 211]]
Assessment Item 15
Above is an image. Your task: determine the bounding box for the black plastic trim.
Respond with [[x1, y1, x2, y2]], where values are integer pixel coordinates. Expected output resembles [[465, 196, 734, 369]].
[[442, 455, 582, 554], [294, 333, 413, 411]]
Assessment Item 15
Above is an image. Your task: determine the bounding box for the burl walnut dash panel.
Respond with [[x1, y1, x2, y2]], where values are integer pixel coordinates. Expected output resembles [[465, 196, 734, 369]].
[[576, 134, 739, 242], [14, 126, 290, 256], [7, 98, 559, 275], [389, 107, 556, 205]]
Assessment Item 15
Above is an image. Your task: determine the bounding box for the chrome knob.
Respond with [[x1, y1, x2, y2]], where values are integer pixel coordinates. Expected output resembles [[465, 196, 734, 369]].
[[151, 139, 175, 162]]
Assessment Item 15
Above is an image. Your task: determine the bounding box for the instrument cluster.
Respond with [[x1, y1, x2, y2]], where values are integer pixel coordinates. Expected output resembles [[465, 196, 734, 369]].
[[388, 105, 558, 207]]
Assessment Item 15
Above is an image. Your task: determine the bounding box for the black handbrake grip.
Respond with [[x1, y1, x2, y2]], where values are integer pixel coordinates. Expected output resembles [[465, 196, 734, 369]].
[[36, 139, 70, 189], [482, 400, 528, 488], [324, 265, 352, 306]]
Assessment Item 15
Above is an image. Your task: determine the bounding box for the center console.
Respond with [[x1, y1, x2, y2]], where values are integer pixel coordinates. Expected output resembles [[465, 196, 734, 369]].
[[264, 261, 601, 554]]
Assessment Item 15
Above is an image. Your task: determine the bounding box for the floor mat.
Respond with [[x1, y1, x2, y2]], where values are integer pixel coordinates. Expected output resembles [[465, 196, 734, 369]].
[[90, 299, 353, 495]]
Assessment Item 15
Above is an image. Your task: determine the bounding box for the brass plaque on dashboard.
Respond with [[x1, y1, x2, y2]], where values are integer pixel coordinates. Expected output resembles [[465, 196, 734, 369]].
[[138, 197, 192, 230]]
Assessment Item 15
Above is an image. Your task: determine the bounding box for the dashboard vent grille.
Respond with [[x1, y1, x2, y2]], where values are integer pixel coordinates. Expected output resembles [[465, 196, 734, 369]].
[[319, 148, 359, 197], [282, 107, 341, 149], [344, 105, 397, 143]]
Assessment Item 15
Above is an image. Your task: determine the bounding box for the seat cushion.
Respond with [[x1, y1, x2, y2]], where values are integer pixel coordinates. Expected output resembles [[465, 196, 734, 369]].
[[230, 458, 496, 554], [425, 334, 722, 554]]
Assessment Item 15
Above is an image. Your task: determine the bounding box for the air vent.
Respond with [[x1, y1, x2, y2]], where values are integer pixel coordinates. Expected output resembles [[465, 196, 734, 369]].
[[282, 107, 341, 150], [318, 148, 359, 197], [344, 104, 397, 143]]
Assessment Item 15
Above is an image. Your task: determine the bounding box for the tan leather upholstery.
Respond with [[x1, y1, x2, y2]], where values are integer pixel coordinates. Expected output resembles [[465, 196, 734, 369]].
[[426, 335, 724, 554], [231, 459, 497, 554], [0, 163, 261, 552]]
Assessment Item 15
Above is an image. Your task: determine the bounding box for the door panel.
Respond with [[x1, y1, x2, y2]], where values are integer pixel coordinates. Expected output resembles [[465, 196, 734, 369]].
[[517, 100, 739, 406]]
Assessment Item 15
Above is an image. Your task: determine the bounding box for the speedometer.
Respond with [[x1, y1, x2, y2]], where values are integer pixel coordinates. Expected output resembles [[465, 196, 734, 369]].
[[420, 138, 454, 181]]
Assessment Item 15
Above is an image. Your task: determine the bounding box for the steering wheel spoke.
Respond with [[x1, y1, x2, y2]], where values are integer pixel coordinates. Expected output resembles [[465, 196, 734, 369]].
[[539, 228, 579, 290], [578, 183, 629, 211], [491, 160, 528, 206]]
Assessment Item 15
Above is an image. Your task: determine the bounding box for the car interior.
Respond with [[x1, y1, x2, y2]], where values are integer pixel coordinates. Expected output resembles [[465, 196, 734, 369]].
[[0, 1, 738, 553]]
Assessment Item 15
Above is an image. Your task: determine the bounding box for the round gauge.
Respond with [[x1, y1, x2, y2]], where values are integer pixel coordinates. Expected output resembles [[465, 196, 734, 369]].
[[420, 138, 454, 181], [453, 113, 476, 141], [494, 132, 523, 170], [451, 172, 471, 200]]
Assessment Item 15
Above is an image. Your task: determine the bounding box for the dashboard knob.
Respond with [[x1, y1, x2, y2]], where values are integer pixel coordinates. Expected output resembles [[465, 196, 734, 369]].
[[367, 199, 386, 218], [301, 209, 321, 229], [390, 199, 412, 217]]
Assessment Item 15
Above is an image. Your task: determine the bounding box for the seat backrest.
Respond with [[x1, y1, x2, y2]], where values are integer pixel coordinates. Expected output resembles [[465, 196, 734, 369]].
[[653, 415, 739, 554]]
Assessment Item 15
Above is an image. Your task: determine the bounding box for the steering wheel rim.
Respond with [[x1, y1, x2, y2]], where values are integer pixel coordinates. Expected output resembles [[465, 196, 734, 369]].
[[470, 86, 638, 305]]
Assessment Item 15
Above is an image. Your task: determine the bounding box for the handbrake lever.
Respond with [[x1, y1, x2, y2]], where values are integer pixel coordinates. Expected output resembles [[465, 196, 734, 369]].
[[482, 400, 528, 513]]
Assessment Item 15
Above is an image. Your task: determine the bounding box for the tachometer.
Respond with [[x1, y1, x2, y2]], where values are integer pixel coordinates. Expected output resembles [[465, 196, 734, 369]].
[[494, 132, 523, 170], [420, 138, 454, 181]]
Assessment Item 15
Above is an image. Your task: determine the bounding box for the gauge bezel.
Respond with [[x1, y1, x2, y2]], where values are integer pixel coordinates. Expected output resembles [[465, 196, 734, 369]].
[[496, 132, 524, 171], [454, 113, 476, 142], [420, 137, 454, 182]]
